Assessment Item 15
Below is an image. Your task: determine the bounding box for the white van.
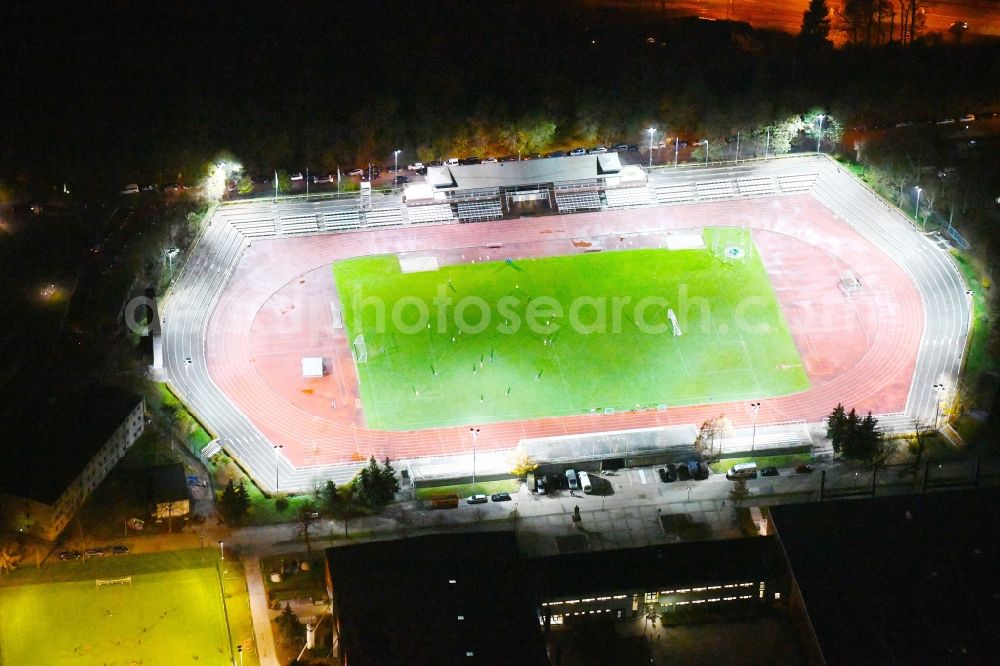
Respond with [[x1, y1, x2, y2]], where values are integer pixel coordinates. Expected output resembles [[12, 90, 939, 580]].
[[578, 471, 593, 494], [444, 157, 460, 166], [565, 469, 579, 491], [726, 462, 758, 480]]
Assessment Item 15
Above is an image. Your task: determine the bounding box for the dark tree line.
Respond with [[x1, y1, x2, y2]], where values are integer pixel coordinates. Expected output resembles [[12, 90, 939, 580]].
[[3, 1, 998, 195]]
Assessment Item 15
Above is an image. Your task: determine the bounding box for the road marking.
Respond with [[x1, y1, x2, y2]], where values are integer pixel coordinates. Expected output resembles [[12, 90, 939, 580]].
[[638, 469, 647, 484]]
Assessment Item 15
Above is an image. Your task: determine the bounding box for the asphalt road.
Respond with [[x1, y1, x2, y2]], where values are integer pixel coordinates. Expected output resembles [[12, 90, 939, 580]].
[[161, 154, 969, 492]]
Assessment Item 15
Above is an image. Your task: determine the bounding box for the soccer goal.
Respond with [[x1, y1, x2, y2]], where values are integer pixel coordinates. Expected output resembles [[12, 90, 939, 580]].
[[353, 334, 368, 363], [96, 576, 132, 588]]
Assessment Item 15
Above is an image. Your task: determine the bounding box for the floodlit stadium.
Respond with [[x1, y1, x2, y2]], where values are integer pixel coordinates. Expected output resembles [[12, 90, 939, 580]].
[[159, 155, 969, 491]]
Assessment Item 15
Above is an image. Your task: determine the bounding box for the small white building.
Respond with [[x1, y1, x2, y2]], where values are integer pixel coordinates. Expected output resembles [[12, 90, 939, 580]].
[[302, 357, 324, 378]]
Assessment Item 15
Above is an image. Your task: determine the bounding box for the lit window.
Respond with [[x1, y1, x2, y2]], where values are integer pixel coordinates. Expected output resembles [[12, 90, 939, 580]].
[[457, 616, 464, 621], [774, 592, 781, 600]]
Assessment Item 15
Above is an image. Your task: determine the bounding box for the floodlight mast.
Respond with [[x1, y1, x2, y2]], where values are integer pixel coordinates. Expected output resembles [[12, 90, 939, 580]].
[[470, 428, 480, 487], [647, 127, 656, 168]]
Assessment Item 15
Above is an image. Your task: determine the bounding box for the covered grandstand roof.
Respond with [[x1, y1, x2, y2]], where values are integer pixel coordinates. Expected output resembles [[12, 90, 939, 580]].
[[426, 153, 622, 190]]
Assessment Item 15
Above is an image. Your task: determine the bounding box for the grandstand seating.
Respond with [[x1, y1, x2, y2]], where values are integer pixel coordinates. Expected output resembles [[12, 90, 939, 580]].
[[456, 200, 503, 222], [735, 177, 777, 198], [555, 190, 601, 213], [321, 209, 363, 231], [604, 187, 652, 209], [406, 204, 456, 225], [362, 207, 405, 227], [228, 217, 277, 238], [695, 180, 736, 200], [279, 214, 321, 236], [777, 172, 818, 194], [651, 182, 697, 205]]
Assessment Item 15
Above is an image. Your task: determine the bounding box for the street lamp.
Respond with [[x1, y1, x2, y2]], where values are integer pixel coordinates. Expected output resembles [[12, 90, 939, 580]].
[[815, 114, 825, 154], [932, 383, 945, 429], [394, 149, 401, 175], [218, 540, 224, 564], [674, 136, 680, 167], [647, 127, 656, 169], [469, 428, 480, 488], [701, 140, 709, 165], [750, 402, 761, 453], [915, 186, 923, 223], [273, 444, 284, 492]]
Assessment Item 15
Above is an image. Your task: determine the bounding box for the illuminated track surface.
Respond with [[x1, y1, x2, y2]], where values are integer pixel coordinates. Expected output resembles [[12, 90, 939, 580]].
[[161, 156, 969, 491]]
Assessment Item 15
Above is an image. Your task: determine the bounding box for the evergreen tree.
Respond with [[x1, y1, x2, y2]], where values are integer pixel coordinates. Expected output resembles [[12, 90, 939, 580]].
[[800, 0, 832, 48], [220, 479, 251, 523], [826, 403, 848, 453]]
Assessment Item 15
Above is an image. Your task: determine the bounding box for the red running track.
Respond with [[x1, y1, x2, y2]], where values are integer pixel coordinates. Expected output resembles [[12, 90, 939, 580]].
[[206, 195, 921, 466]]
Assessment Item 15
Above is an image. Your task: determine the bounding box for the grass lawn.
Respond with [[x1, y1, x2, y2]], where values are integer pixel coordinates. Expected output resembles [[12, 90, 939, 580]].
[[414, 478, 521, 500], [336, 228, 807, 430], [0, 550, 255, 666], [708, 453, 813, 474]]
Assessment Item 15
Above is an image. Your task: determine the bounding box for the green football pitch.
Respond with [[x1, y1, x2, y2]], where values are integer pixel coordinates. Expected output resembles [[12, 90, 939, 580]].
[[0, 564, 233, 665], [335, 227, 808, 430]]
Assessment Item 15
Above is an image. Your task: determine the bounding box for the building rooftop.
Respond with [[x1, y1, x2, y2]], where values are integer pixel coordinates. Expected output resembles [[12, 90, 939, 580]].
[[0, 385, 142, 504], [529, 536, 786, 601], [325, 531, 548, 666], [426, 153, 622, 190], [771, 490, 1000, 665]]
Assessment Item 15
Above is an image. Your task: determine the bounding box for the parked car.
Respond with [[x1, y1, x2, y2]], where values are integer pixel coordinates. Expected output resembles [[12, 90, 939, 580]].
[[795, 463, 814, 474], [444, 157, 460, 166], [689, 461, 710, 480], [393, 175, 410, 185], [459, 156, 481, 165], [626, 144, 639, 152], [120, 183, 139, 195], [466, 494, 488, 504], [499, 155, 518, 162], [481, 156, 498, 163], [289, 172, 304, 181], [568, 147, 587, 156], [347, 168, 365, 176], [312, 173, 335, 183], [84, 548, 106, 558], [544, 150, 566, 158], [676, 464, 691, 481], [428, 160, 443, 167], [406, 162, 425, 171], [416, 166, 428, 176], [726, 462, 758, 480], [959, 113, 976, 123], [566, 469, 579, 491], [589, 146, 608, 154], [491, 492, 512, 502], [112, 545, 129, 555], [536, 476, 547, 494], [141, 184, 158, 192], [524, 153, 542, 160], [58, 550, 82, 561], [760, 466, 780, 477], [658, 466, 677, 483]]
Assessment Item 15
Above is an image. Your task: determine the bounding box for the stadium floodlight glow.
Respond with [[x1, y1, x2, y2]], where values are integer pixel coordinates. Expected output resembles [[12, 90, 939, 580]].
[[915, 186, 923, 222], [647, 127, 656, 168], [749, 402, 761, 452]]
